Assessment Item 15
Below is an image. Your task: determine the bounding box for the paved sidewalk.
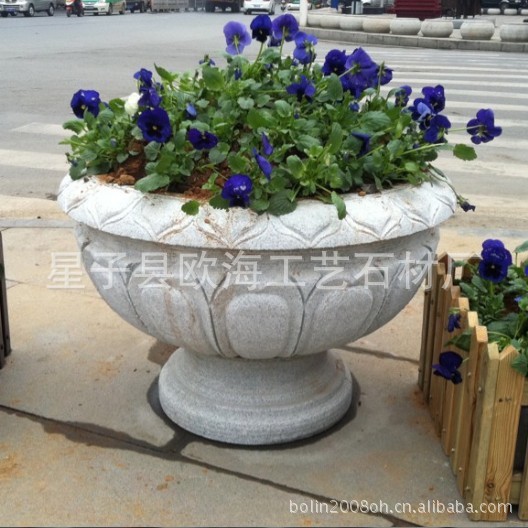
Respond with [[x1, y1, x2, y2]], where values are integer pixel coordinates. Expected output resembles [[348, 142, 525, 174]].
[[0, 192, 527, 526], [305, 11, 528, 52]]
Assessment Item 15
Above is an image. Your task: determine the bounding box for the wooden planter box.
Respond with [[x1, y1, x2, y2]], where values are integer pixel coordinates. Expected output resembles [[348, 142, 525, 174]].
[[419, 254, 528, 521]]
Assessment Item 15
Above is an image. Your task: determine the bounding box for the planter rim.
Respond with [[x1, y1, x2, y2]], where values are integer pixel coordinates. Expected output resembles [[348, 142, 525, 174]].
[[58, 174, 456, 250]]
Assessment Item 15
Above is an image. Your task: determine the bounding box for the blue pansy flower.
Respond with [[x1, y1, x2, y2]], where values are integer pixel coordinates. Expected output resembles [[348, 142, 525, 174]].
[[376, 64, 393, 86], [466, 109, 502, 145], [261, 133, 274, 156], [460, 201, 476, 212], [394, 85, 412, 107], [433, 351, 463, 385], [250, 14, 272, 43], [321, 49, 347, 76], [70, 89, 101, 119], [421, 85, 446, 113], [271, 13, 299, 42], [478, 239, 512, 283], [137, 107, 172, 143], [253, 148, 272, 180], [423, 114, 451, 143], [139, 86, 161, 109], [342, 47, 378, 97], [187, 128, 219, 150], [133, 68, 153, 88], [223, 21, 252, 55], [185, 104, 197, 120], [221, 174, 253, 207], [447, 313, 461, 332], [293, 32, 318, 65], [351, 132, 371, 157], [286, 75, 315, 102]]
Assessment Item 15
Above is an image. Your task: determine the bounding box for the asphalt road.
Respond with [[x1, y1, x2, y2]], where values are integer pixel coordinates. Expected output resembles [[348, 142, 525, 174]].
[[0, 10, 527, 216]]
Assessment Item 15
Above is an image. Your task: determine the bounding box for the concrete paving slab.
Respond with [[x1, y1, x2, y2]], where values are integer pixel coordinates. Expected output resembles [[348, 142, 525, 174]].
[[1, 411, 387, 527], [1, 228, 98, 296]]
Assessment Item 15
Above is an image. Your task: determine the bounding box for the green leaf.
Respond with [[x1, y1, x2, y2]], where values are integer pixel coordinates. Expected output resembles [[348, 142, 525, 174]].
[[209, 194, 229, 210], [237, 97, 254, 110], [453, 144, 477, 161], [511, 354, 528, 377], [63, 119, 85, 134], [268, 191, 297, 216], [144, 141, 162, 161], [296, 134, 321, 151], [286, 155, 304, 178], [361, 111, 392, 130], [247, 108, 274, 129], [202, 66, 224, 92], [514, 240, 528, 254], [116, 152, 129, 164], [155, 64, 177, 83], [174, 129, 187, 150], [68, 159, 86, 180], [181, 200, 200, 216], [250, 198, 270, 213], [446, 330, 472, 352], [209, 147, 228, 165], [274, 100, 291, 118], [134, 173, 170, 192], [331, 191, 347, 220], [227, 153, 247, 173], [327, 123, 343, 155], [327, 74, 344, 101]]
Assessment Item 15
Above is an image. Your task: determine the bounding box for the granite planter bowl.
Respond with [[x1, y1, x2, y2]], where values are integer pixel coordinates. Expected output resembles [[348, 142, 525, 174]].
[[318, 14, 342, 29], [58, 175, 456, 445], [339, 15, 364, 31], [460, 20, 495, 40], [362, 16, 391, 33], [420, 19, 454, 38], [500, 23, 528, 42], [390, 17, 421, 35]]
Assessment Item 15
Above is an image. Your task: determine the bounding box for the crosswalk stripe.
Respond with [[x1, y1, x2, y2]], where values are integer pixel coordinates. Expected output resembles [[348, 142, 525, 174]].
[[0, 149, 68, 172], [436, 156, 528, 180], [12, 123, 67, 137]]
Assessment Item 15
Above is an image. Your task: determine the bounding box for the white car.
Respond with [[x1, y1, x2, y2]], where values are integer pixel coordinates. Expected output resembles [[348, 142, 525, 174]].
[[243, 0, 275, 14], [0, 0, 55, 16]]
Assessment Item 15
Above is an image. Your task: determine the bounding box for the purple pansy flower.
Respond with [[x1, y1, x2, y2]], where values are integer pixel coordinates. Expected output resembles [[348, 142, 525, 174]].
[[187, 128, 219, 150], [460, 201, 476, 212], [250, 14, 272, 43], [133, 68, 153, 88], [394, 85, 412, 107], [478, 239, 512, 283], [286, 75, 316, 102], [261, 133, 274, 157], [253, 148, 272, 180], [351, 132, 371, 157], [271, 13, 299, 42], [447, 313, 461, 332], [342, 47, 378, 97], [70, 89, 101, 119], [221, 174, 253, 207], [321, 49, 347, 76], [223, 21, 252, 55], [138, 86, 161, 109], [433, 351, 463, 385], [137, 107, 172, 143], [185, 104, 197, 120], [466, 109, 502, 145], [293, 32, 318, 65]]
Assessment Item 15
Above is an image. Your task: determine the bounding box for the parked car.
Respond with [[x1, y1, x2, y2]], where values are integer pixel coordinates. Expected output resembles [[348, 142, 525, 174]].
[[126, 0, 148, 11], [480, 0, 528, 12], [83, 0, 125, 14], [243, 0, 274, 13], [0, 0, 55, 16]]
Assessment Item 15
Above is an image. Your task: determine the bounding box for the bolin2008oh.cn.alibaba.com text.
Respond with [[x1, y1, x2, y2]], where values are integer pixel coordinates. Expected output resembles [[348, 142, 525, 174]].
[[289, 499, 512, 516]]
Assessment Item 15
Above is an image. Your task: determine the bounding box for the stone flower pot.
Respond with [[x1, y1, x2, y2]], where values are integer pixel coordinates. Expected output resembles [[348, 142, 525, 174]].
[[421, 19, 454, 38], [460, 21, 495, 41], [58, 175, 456, 445]]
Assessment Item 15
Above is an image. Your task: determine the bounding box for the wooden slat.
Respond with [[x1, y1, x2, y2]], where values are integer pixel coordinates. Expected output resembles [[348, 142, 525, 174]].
[[518, 440, 528, 519], [440, 285, 461, 455], [511, 471, 522, 506], [450, 309, 478, 474], [465, 342, 500, 520], [418, 285, 432, 391], [423, 262, 442, 403], [455, 322, 487, 495], [478, 347, 525, 521], [428, 263, 448, 434]]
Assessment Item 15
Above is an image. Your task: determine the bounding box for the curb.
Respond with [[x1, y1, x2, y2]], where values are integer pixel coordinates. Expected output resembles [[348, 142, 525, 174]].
[[306, 26, 528, 52]]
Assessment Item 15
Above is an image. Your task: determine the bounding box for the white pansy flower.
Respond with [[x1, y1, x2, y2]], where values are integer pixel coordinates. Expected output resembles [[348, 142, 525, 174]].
[[124, 92, 140, 116]]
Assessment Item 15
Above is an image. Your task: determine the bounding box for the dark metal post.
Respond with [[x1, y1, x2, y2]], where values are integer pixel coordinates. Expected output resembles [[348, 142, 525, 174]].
[[0, 231, 11, 369]]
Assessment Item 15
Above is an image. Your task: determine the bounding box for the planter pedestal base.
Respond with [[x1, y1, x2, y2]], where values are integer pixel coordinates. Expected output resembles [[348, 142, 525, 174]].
[[159, 349, 353, 445]]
